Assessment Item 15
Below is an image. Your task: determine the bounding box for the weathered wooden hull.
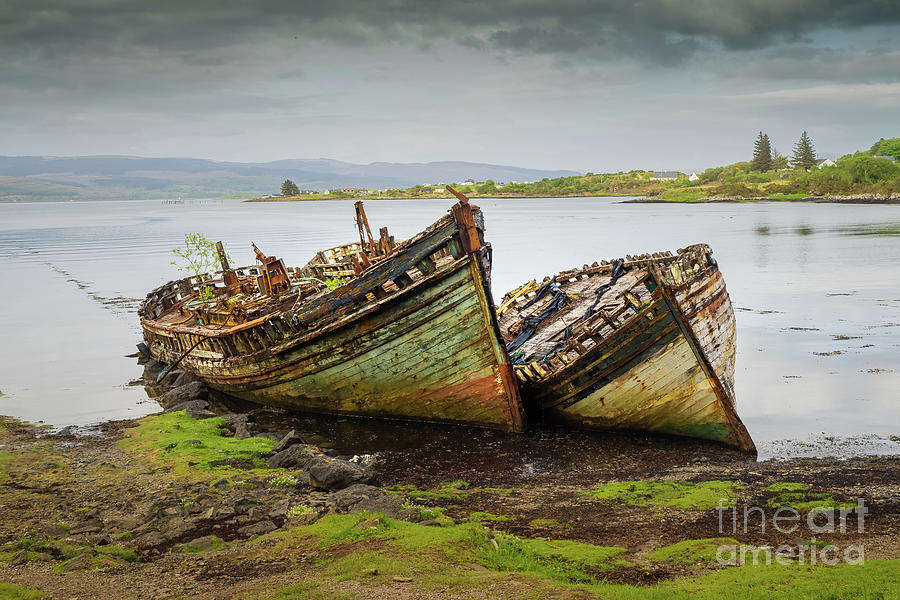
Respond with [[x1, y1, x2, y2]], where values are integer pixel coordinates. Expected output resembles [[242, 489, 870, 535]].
[[504, 246, 754, 452], [141, 203, 524, 432]]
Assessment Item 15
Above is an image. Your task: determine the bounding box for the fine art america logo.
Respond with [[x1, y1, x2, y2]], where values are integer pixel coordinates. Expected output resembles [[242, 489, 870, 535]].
[[715, 498, 868, 565]]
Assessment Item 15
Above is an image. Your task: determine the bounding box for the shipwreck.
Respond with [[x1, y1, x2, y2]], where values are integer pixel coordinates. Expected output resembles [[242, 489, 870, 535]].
[[139, 191, 524, 432], [140, 188, 754, 451], [497, 245, 755, 452]]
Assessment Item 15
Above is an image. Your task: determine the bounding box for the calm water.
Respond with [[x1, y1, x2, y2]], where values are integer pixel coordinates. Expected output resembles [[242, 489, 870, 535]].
[[1, 197, 898, 460]]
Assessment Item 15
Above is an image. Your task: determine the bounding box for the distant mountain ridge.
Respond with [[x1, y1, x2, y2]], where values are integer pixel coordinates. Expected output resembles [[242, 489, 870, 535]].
[[0, 155, 580, 202]]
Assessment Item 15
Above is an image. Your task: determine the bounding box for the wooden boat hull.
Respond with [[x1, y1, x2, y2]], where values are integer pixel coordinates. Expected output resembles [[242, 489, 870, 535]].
[[141, 202, 524, 432], [503, 246, 754, 452]]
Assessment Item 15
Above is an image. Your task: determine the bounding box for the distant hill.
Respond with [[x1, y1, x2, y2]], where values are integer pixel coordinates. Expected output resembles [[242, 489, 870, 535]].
[[0, 156, 579, 202]]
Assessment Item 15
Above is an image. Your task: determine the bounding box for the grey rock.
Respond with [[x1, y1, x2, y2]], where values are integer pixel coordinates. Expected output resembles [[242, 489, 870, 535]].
[[233, 423, 252, 440], [59, 551, 95, 571], [266, 429, 308, 456], [247, 506, 268, 521], [38, 522, 71, 539], [167, 370, 200, 387], [176, 535, 224, 553], [399, 508, 422, 523], [268, 499, 290, 519], [328, 484, 383, 508], [182, 440, 202, 446], [419, 519, 440, 527], [254, 432, 281, 442], [135, 531, 166, 550], [304, 455, 374, 491], [163, 398, 209, 414], [159, 382, 208, 409], [187, 408, 217, 419], [264, 443, 321, 469], [220, 413, 249, 429], [237, 520, 277, 538], [350, 493, 406, 519], [9, 549, 29, 566]]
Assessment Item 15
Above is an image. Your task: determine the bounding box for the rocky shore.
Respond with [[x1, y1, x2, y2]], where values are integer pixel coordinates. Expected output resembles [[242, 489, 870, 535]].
[[1, 366, 899, 599]]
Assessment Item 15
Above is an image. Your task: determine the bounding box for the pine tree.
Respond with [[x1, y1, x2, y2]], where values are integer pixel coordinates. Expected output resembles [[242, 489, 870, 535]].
[[281, 179, 300, 196], [791, 131, 817, 170], [751, 132, 773, 172]]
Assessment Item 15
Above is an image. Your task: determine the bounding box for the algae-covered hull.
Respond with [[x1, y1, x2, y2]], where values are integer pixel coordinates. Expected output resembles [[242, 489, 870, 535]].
[[497, 245, 754, 452], [140, 197, 524, 432]]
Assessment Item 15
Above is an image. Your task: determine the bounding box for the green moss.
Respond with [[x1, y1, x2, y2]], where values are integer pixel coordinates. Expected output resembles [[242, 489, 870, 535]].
[[762, 482, 809, 492], [272, 513, 632, 588], [178, 535, 227, 553], [527, 518, 570, 529], [481, 535, 632, 584], [588, 480, 738, 510], [648, 538, 741, 565], [386, 480, 472, 501], [767, 492, 855, 512], [466, 511, 513, 522], [117, 411, 277, 481], [0, 583, 45, 600], [244, 581, 352, 600]]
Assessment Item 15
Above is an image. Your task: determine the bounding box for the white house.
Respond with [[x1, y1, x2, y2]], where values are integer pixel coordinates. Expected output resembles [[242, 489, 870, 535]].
[[817, 159, 836, 168], [688, 172, 699, 181]]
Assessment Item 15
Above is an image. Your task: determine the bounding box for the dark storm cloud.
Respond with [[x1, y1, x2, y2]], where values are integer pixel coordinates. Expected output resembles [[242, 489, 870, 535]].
[[3, 0, 900, 67]]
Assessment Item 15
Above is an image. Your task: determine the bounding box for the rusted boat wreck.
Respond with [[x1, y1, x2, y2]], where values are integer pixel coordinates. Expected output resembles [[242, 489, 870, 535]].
[[140, 192, 524, 431], [497, 245, 755, 452]]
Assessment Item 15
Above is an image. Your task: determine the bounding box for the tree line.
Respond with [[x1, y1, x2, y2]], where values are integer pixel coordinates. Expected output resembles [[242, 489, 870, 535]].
[[752, 131, 817, 171]]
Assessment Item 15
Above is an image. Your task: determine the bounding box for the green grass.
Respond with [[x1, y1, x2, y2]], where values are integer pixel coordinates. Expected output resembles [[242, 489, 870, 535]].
[[762, 482, 809, 492], [588, 480, 738, 510], [177, 535, 227, 553], [244, 513, 900, 599], [386, 480, 472, 501], [466, 511, 513, 522], [117, 411, 278, 481], [766, 492, 855, 512], [648, 538, 741, 565], [528, 518, 570, 529], [657, 189, 709, 202], [0, 583, 45, 600], [238, 580, 353, 600]]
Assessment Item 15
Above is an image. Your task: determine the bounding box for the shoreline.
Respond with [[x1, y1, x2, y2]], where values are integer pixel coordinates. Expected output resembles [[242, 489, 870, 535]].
[[2, 366, 899, 599], [244, 193, 900, 205]]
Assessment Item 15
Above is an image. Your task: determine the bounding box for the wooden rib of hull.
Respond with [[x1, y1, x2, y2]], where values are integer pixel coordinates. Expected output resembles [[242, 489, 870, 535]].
[[510, 249, 754, 452], [141, 204, 524, 432]]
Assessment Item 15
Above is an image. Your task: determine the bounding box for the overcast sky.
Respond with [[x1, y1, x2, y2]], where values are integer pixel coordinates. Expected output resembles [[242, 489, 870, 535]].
[[2, 1, 899, 172]]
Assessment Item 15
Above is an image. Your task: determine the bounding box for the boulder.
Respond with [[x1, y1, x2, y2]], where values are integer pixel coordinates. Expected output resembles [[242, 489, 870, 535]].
[[265, 429, 308, 456], [219, 413, 249, 429], [303, 455, 374, 491], [350, 493, 406, 519], [232, 423, 252, 439], [167, 370, 200, 387], [158, 382, 208, 408], [176, 535, 225, 553], [264, 444, 321, 469], [237, 520, 277, 538], [134, 531, 166, 551], [327, 484, 383, 508]]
